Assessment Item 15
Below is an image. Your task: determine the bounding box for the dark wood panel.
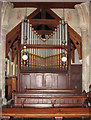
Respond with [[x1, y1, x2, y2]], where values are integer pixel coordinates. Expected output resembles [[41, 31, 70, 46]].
[[70, 64, 82, 93], [18, 64, 82, 92], [21, 74, 31, 92], [58, 73, 68, 89], [19, 73, 68, 92], [5, 77, 17, 100]]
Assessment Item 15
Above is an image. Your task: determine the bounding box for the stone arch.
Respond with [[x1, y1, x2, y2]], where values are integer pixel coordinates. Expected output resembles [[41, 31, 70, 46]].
[[75, 2, 89, 30], [1, 2, 13, 104], [75, 2, 90, 92]]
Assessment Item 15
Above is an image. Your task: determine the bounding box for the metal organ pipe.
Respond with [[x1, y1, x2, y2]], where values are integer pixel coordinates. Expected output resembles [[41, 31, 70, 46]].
[[21, 20, 24, 44], [24, 20, 27, 43], [62, 19, 64, 42], [65, 22, 67, 45], [30, 24, 32, 55], [59, 22, 62, 46], [21, 17, 68, 71], [27, 19, 30, 44]]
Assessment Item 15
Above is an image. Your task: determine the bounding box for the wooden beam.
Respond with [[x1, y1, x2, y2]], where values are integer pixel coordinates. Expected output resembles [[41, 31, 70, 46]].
[[68, 25, 82, 59], [6, 32, 19, 58], [41, 9, 46, 30], [48, 25, 55, 30], [12, 41, 18, 62], [37, 30, 52, 35], [69, 33, 82, 59], [6, 24, 20, 41], [30, 19, 59, 26], [12, 2, 82, 9], [71, 43, 75, 63], [21, 44, 67, 50], [68, 26, 81, 43], [47, 9, 61, 21], [27, 8, 40, 19]]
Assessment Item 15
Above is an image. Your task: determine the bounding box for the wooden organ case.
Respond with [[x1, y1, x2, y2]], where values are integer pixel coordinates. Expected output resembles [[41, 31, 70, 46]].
[[15, 17, 84, 108]]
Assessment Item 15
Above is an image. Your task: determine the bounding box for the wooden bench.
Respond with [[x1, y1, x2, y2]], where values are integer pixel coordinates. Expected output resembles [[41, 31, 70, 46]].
[[12, 90, 88, 108], [1, 107, 91, 120], [24, 88, 77, 94]]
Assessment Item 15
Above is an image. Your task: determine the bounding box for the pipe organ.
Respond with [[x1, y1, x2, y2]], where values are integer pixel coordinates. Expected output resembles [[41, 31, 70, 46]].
[[20, 18, 69, 72]]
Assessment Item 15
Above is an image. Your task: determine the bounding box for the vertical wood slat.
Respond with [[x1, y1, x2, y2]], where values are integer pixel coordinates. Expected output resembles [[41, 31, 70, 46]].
[[68, 33, 71, 88], [18, 27, 21, 92]]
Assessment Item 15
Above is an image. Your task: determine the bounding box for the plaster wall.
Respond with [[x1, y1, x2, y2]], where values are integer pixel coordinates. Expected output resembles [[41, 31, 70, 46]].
[[52, 9, 81, 35], [7, 7, 81, 35], [7, 8, 36, 33]]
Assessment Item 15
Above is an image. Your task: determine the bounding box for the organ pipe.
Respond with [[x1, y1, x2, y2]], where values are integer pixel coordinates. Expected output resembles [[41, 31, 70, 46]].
[[21, 20, 24, 44], [21, 17, 68, 71]]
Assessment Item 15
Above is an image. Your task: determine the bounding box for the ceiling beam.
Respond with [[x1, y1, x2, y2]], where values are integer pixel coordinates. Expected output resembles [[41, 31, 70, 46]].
[[12, 2, 82, 9], [6, 32, 19, 58], [71, 43, 75, 63], [68, 26, 81, 43], [47, 9, 61, 21], [30, 19, 59, 26], [69, 33, 82, 59], [41, 9, 46, 30], [27, 8, 40, 19]]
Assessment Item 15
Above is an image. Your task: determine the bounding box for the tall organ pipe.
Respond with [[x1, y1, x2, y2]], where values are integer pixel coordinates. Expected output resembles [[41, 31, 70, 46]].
[[62, 19, 64, 42], [27, 19, 30, 44], [21, 20, 24, 44], [65, 22, 67, 45]]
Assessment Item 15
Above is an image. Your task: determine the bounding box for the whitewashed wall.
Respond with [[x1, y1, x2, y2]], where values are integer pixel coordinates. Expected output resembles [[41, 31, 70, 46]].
[[52, 9, 81, 35], [7, 8, 36, 33]]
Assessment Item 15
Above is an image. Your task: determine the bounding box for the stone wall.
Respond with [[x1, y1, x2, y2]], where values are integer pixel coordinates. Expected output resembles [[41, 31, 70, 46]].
[[89, 2, 91, 85]]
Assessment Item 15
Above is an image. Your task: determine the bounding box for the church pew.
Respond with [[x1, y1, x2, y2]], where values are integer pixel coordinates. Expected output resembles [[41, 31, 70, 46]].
[[24, 88, 77, 94], [12, 91, 88, 108], [1, 107, 91, 120]]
